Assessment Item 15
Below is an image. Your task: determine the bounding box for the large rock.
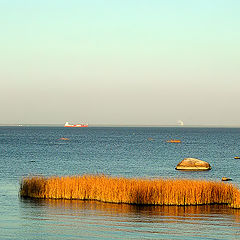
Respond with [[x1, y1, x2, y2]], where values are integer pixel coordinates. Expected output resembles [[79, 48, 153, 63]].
[[176, 158, 211, 171]]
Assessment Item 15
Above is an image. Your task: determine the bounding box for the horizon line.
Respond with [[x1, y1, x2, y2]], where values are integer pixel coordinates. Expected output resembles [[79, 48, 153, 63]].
[[0, 123, 240, 128]]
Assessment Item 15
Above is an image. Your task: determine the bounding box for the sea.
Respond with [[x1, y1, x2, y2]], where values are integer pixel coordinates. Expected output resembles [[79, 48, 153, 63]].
[[1, 126, 240, 240]]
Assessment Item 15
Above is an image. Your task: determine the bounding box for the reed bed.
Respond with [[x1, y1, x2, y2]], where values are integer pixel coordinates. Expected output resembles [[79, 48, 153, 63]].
[[20, 175, 240, 208]]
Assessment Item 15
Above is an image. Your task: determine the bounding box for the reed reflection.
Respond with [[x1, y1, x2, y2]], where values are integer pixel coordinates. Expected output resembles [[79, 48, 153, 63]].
[[18, 199, 240, 239], [20, 198, 240, 223]]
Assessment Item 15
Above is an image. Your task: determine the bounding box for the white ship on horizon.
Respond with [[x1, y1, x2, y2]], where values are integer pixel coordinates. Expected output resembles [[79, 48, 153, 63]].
[[177, 120, 184, 126], [64, 122, 88, 127]]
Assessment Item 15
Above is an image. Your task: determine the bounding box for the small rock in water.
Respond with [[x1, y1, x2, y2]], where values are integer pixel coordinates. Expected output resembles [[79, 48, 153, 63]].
[[166, 139, 181, 143], [59, 138, 70, 141], [176, 158, 211, 171], [222, 177, 232, 181], [148, 137, 154, 141]]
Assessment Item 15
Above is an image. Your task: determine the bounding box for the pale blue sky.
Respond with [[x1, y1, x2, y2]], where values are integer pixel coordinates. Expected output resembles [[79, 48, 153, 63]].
[[0, 0, 239, 125]]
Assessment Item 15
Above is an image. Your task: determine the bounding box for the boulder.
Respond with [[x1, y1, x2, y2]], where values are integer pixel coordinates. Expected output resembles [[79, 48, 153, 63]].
[[175, 158, 211, 171]]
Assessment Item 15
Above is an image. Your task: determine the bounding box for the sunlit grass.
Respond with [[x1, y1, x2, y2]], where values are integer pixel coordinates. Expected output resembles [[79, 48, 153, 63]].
[[20, 175, 240, 208]]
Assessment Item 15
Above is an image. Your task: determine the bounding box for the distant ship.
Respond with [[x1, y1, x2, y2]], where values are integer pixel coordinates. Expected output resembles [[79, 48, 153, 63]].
[[64, 122, 88, 127], [177, 120, 184, 126]]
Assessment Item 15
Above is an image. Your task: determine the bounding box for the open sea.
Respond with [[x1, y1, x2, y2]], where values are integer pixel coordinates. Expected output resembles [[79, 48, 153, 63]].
[[1, 126, 240, 239]]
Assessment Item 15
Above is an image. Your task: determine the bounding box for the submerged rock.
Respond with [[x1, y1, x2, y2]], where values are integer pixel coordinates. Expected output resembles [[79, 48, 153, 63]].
[[176, 158, 211, 171]]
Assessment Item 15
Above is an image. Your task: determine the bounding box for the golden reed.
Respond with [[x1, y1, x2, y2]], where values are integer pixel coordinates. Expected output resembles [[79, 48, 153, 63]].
[[20, 175, 240, 208]]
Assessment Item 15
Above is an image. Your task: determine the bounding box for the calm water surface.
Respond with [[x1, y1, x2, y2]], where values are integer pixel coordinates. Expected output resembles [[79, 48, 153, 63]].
[[1, 126, 240, 239]]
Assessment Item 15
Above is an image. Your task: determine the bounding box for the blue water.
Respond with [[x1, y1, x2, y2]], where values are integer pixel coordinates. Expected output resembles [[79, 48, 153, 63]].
[[1, 126, 240, 239]]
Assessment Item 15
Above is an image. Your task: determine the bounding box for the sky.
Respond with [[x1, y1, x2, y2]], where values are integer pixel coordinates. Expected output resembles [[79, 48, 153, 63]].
[[0, 0, 239, 126]]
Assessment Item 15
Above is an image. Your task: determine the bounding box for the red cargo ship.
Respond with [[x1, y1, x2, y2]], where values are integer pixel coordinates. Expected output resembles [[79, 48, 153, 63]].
[[64, 122, 88, 127]]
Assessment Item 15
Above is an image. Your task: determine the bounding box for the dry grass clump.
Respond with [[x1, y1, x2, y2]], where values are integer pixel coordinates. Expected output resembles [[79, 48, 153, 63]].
[[20, 175, 240, 208]]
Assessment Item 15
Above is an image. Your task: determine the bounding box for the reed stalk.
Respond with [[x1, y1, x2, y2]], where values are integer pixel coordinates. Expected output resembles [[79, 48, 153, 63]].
[[20, 175, 240, 208]]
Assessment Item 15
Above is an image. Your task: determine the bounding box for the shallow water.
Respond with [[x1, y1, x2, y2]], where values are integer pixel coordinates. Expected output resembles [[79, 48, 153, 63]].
[[1, 126, 240, 239]]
